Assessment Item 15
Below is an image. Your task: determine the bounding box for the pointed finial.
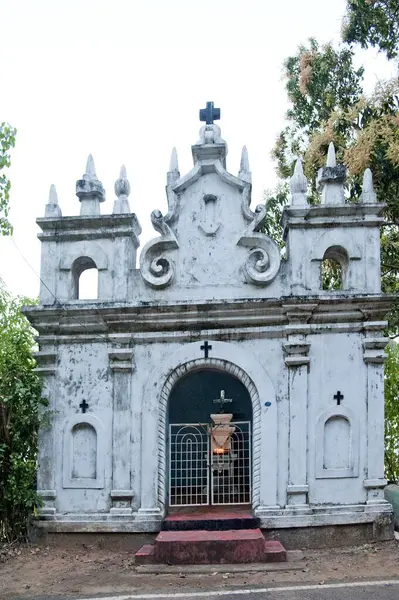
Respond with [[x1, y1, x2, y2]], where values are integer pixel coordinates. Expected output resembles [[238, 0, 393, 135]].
[[238, 146, 251, 183], [49, 184, 59, 205], [167, 147, 180, 186], [240, 146, 250, 172], [76, 154, 105, 215], [45, 184, 62, 217], [290, 159, 308, 205], [326, 142, 336, 167], [120, 164, 127, 179], [113, 165, 131, 214], [317, 143, 346, 205], [360, 168, 377, 204], [169, 147, 179, 172], [84, 154, 97, 179]]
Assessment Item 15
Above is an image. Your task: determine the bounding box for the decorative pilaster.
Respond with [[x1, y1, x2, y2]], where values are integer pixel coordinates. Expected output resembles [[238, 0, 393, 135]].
[[108, 335, 134, 517], [283, 304, 316, 509], [34, 347, 58, 518], [363, 325, 389, 505]]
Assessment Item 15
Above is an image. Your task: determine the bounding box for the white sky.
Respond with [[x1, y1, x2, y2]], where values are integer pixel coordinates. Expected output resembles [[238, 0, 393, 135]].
[[0, 0, 394, 298]]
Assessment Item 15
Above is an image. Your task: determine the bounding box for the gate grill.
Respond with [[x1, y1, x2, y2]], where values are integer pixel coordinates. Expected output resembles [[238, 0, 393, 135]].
[[169, 422, 251, 507]]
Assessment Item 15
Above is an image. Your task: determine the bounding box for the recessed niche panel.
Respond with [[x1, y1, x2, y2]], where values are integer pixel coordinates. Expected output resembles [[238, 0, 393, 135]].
[[72, 423, 97, 479], [316, 406, 359, 479], [63, 415, 105, 489], [323, 417, 350, 470]]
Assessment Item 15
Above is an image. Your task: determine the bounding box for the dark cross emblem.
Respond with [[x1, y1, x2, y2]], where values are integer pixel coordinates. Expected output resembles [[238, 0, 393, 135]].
[[199, 101, 221, 125], [79, 399, 89, 413], [201, 341, 212, 359], [334, 391, 344, 406]]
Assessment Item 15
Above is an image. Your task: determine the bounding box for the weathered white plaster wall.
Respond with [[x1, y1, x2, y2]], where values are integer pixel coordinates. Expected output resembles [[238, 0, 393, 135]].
[[307, 332, 367, 505], [28, 125, 392, 534], [53, 343, 112, 514]]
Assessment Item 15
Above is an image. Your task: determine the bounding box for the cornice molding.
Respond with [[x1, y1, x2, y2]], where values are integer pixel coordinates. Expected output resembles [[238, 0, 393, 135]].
[[24, 295, 394, 340]]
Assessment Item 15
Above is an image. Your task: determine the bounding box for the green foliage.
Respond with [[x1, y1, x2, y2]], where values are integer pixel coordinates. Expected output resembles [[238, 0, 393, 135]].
[[0, 123, 17, 236], [263, 184, 289, 248], [321, 259, 343, 291], [272, 39, 363, 189], [384, 343, 399, 482], [264, 35, 399, 335], [343, 0, 399, 60], [0, 286, 45, 542], [284, 38, 364, 134]]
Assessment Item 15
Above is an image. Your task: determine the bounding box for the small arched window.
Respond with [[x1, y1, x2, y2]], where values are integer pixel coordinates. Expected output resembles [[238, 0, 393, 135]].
[[321, 246, 348, 291], [72, 257, 99, 300]]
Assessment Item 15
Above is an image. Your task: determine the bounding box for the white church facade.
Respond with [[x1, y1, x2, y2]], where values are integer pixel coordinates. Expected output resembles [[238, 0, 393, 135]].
[[26, 104, 393, 540]]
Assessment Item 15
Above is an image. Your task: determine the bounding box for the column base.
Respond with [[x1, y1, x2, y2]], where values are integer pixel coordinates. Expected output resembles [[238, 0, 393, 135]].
[[36, 507, 56, 519], [37, 490, 56, 519], [110, 490, 134, 516]]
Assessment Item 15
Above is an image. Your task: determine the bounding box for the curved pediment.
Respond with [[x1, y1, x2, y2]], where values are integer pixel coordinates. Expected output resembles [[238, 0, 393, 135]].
[[140, 124, 280, 291]]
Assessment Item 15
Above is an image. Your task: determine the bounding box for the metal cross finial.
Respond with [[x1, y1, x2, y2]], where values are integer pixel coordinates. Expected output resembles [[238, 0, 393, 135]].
[[334, 391, 344, 406], [213, 389, 233, 413], [199, 101, 221, 125]]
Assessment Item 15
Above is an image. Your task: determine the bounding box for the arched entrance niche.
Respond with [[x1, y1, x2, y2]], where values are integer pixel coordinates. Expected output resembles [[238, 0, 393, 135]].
[[158, 358, 262, 512]]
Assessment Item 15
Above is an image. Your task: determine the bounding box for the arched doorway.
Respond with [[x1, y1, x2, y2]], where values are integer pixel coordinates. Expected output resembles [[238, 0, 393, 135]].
[[168, 369, 252, 508]]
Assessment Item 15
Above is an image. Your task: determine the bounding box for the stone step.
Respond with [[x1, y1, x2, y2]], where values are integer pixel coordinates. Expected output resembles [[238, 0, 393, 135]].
[[134, 528, 287, 565], [162, 511, 260, 531], [135, 544, 155, 565]]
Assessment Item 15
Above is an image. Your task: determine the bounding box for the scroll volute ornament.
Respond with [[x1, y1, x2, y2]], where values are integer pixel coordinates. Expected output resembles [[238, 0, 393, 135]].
[[237, 195, 281, 286], [139, 210, 179, 289]]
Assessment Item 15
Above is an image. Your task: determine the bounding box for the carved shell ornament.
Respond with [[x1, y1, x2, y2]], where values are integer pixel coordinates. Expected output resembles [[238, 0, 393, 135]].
[[139, 210, 179, 289]]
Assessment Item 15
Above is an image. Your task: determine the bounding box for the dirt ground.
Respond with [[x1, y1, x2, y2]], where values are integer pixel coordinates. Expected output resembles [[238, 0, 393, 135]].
[[1, 538, 399, 599]]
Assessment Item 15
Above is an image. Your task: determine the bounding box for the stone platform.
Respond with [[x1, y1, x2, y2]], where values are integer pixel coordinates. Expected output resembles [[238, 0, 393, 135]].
[[135, 509, 286, 565]]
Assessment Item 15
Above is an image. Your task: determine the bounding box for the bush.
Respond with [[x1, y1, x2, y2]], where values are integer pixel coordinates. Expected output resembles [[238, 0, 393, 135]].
[[0, 286, 45, 542]]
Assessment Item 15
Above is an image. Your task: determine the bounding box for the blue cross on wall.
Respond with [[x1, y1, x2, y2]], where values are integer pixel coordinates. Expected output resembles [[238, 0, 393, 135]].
[[199, 101, 221, 125]]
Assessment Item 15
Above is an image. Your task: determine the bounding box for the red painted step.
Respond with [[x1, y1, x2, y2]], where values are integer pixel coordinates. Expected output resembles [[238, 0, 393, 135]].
[[135, 543, 155, 565], [264, 540, 287, 563], [163, 511, 259, 531], [136, 528, 286, 565]]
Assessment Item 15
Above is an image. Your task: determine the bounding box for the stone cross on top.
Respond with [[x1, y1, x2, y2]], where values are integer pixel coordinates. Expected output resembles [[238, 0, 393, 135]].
[[213, 390, 232, 412], [199, 101, 221, 125]]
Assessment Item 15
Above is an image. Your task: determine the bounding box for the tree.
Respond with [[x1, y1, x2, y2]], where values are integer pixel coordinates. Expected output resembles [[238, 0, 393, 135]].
[[0, 122, 17, 236], [0, 285, 45, 542], [264, 39, 364, 247], [264, 40, 399, 333], [343, 0, 399, 60]]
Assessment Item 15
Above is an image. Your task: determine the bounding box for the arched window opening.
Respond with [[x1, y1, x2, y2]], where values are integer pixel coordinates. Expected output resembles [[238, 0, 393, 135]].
[[321, 246, 348, 291], [72, 257, 99, 300]]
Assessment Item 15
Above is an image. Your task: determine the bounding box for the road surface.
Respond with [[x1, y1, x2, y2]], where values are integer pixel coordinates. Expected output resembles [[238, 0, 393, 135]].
[[21, 579, 399, 600]]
